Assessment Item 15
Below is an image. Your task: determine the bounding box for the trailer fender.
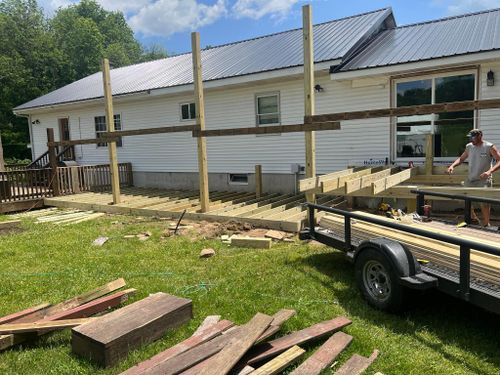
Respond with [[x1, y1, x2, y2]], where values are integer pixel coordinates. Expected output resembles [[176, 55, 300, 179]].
[[354, 237, 420, 278]]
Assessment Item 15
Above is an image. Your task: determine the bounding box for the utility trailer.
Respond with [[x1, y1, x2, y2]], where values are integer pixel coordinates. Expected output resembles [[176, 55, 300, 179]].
[[299, 192, 500, 314]]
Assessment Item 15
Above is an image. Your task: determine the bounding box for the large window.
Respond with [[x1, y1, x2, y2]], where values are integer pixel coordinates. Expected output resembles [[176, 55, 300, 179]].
[[256, 93, 280, 125], [395, 73, 475, 159], [180, 102, 196, 121], [95, 114, 122, 147]]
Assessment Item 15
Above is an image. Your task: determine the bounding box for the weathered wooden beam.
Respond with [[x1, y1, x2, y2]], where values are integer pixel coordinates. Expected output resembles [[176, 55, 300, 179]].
[[0, 318, 95, 334], [250, 345, 305, 375], [257, 309, 296, 343], [372, 168, 415, 194], [192, 315, 222, 336], [255, 165, 262, 198], [192, 32, 210, 213], [0, 303, 51, 325], [334, 350, 379, 375], [307, 98, 500, 123], [193, 122, 339, 137], [345, 168, 394, 194], [47, 128, 60, 196]]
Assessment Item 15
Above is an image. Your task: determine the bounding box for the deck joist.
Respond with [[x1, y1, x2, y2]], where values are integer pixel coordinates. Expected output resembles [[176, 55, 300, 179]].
[[44, 188, 342, 232]]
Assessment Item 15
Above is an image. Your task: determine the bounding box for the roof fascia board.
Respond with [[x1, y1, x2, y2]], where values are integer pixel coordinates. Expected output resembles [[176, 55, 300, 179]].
[[331, 50, 500, 80], [15, 60, 338, 115]]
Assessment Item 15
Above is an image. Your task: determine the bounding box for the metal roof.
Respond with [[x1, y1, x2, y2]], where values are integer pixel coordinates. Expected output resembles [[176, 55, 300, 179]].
[[15, 8, 392, 111], [337, 7, 500, 73]]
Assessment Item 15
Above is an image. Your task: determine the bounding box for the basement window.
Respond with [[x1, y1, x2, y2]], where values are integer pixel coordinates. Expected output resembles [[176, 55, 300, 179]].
[[180, 102, 196, 121], [229, 173, 248, 185], [95, 114, 122, 147]]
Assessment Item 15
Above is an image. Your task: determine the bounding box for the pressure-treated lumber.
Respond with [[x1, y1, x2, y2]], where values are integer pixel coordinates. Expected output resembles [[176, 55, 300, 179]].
[[191, 32, 210, 213], [0, 318, 95, 334], [231, 236, 272, 249], [255, 165, 262, 198], [194, 122, 339, 137], [408, 174, 467, 185], [303, 4, 316, 204], [290, 332, 353, 375], [322, 168, 373, 193], [306, 98, 500, 123], [299, 168, 355, 193], [72, 292, 192, 367], [101, 58, 121, 204], [244, 317, 352, 366], [425, 134, 433, 175], [120, 319, 234, 375], [345, 168, 394, 194], [250, 345, 305, 375], [199, 313, 273, 375], [372, 167, 415, 194], [334, 350, 379, 375], [0, 303, 51, 325]]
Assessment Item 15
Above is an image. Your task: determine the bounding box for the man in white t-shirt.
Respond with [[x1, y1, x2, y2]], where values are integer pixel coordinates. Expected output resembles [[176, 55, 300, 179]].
[[447, 129, 500, 226]]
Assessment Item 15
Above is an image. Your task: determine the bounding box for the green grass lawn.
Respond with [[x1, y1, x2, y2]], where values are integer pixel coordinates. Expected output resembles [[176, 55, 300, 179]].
[[0, 213, 499, 374]]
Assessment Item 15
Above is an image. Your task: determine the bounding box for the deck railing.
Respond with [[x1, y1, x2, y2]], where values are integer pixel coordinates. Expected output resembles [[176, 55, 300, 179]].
[[0, 162, 133, 203]]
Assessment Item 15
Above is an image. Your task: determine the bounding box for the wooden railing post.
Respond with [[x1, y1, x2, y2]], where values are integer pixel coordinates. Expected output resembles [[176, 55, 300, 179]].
[[303, 4, 316, 203], [70, 166, 81, 193], [47, 128, 60, 196], [255, 164, 262, 198], [192, 32, 210, 213], [102, 58, 121, 204]]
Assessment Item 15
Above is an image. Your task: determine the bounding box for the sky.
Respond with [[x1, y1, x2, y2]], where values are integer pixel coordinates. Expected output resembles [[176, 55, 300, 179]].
[[38, 0, 500, 55]]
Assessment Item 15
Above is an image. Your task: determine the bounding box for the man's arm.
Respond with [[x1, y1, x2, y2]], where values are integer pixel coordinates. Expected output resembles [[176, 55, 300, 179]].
[[447, 150, 469, 174], [480, 145, 500, 179]]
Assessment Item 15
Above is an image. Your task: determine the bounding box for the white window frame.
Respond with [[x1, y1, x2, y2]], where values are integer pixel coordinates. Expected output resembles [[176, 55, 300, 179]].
[[255, 92, 281, 127], [180, 102, 196, 121], [392, 69, 477, 163], [95, 113, 123, 148]]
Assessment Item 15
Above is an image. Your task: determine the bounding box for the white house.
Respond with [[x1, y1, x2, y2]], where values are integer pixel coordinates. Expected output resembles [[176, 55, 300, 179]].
[[14, 7, 500, 193]]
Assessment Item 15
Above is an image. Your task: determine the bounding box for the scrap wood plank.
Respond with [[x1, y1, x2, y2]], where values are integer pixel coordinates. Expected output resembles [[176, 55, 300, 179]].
[[192, 315, 222, 336], [244, 316, 352, 366], [290, 332, 353, 375], [0, 303, 51, 325], [257, 309, 296, 343], [0, 220, 21, 231], [345, 168, 395, 194], [334, 350, 379, 375], [372, 168, 415, 194], [0, 318, 95, 334], [121, 319, 234, 375], [299, 168, 355, 193], [231, 236, 272, 249], [322, 169, 374, 194], [61, 212, 106, 225], [199, 313, 273, 375], [249, 345, 305, 375], [72, 292, 193, 367]]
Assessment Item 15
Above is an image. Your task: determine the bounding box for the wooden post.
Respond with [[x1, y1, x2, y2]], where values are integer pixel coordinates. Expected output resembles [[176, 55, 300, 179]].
[[0, 133, 5, 172], [255, 164, 262, 197], [70, 166, 81, 193], [425, 133, 434, 175], [303, 5, 316, 203], [192, 32, 210, 213], [101, 58, 121, 204], [47, 128, 60, 196]]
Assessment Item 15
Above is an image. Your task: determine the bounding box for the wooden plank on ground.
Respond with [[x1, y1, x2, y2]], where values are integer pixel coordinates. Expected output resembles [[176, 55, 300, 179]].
[[250, 345, 305, 375], [244, 317, 352, 366], [334, 350, 379, 375], [290, 332, 353, 375], [120, 319, 234, 375], [199, 313, 273, 375], [0, 318, 95, 334], [0, 303, 51, 325], [372, 168, 415, 195], [72, 292, 192, 367], [299, 169, 354, 193], [231, 236, 272, 249], [192, 315, 221, 336], [345, 168, 395, 194], [258, 309, 296, 343], [0, 220, 21, 231]]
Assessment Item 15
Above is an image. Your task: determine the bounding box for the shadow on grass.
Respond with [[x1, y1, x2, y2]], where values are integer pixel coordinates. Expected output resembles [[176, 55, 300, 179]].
[[290, 250, 500, 374]]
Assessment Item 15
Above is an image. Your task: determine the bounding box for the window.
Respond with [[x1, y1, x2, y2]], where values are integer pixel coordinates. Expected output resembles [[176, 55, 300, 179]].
[[229, 174, 248, 185], [256, 93, 280, 125], [95, 114, 122, 147], [395, 73, 475, 159], [180, 103, 196, 120]]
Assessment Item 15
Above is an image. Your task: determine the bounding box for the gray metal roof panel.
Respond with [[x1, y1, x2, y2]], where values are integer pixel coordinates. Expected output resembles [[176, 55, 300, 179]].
[[15, 8, 391, 111], [339, 8, 500, 72]]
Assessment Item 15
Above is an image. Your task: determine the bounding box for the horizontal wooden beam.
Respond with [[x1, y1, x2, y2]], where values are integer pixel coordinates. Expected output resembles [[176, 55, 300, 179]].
[[372, 168, 415, 194], [345, 167, 395, 194], [322, 168, 374, 193], [306, 98, 500, 123], [299, 168, 355, 193], [346, 185, 500, 199], [193, 122, 340, 137], [409, 174, 467, 185]]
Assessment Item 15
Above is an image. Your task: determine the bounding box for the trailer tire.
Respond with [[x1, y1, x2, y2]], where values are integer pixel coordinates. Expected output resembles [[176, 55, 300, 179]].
[[355, 247, 405, 312]]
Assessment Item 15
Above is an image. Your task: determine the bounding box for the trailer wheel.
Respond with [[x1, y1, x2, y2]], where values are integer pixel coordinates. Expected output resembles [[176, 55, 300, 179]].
[[355, 248, 405, 312]]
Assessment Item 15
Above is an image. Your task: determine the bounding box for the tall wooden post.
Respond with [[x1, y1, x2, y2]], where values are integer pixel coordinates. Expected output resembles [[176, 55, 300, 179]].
[[0, 133, 5, 172], [255, 164, 262, 198], [303, 5, 316, 203], [425, 133, 434, 175], [101, 58, 121, 204], [192, 32, 210, 213], [47, 128, 60, 196]]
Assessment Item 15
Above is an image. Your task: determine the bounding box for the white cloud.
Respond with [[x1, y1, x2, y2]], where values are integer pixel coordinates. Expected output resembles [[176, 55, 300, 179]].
[[232, 0, 298, 20], [442, 0, 500, 15], [97, 0, 152, 14], [129, 0, 227, 37]]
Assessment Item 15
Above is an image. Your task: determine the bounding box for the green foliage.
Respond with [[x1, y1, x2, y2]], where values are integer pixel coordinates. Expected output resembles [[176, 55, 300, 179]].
[[0, 0, 168, 159]]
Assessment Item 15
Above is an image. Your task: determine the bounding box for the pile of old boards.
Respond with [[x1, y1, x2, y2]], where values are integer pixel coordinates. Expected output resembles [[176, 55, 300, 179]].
[[319, 212, 500, 285]]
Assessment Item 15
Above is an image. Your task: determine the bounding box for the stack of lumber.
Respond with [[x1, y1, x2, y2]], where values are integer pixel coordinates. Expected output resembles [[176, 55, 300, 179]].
[[121, 311, 379, 375], [10, 208, 104, 225], [319, 212, 500, 285]]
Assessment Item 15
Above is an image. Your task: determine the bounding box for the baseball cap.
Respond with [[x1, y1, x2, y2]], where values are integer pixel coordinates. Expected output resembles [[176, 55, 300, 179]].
[[467, 129, 482, 137]]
